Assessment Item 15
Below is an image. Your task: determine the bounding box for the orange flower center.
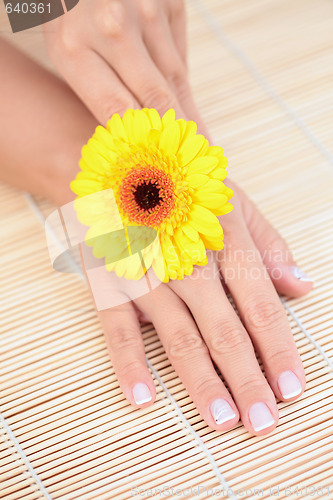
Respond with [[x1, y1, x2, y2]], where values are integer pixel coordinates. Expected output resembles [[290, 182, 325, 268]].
[[119, 166, 175, 226]]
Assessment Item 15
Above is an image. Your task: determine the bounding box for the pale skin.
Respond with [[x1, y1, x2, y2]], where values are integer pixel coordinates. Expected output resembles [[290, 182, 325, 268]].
[[0, 0, 313, 435]]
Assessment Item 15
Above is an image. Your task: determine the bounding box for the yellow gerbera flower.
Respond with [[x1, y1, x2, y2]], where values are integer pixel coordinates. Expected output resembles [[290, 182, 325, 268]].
[[71, 108, 233, 282]]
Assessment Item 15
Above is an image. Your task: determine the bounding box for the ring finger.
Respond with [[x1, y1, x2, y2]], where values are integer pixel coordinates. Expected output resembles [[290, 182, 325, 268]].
[[134, 284, 240, 430]]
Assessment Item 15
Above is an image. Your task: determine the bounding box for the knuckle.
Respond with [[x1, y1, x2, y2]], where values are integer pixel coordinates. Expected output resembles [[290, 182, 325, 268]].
[[168, 71, 189, 100], [96, 1, 125, 38], [59, 27, 80, 55], [168, 330, 205, 359], [192, 376, 220, 397], [265, 345, 295, 365], [139, 0, 158, 21], [236, 375, 266, 395], [116, 359, 145, 378], [245, 299, 285, 330], [143, 86, 176, 114], [110, 327, 139, 350], [210, 323, 248, 354]]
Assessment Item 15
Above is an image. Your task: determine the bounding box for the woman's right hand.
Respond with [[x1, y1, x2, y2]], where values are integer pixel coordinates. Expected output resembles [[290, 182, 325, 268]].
[[83, 182, 313, 435]]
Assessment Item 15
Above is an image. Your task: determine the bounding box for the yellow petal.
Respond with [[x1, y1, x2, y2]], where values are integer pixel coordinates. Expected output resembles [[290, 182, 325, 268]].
[[106, 113, 127, 141], [192, 193, 228, 210], [144, 108, 162, 130], [187, 156, 218, 176], [177, 134, 206, 166], [219, 202, 233, 214], [186, 174, 209, 188], [178, 119, 197, 147], [148, 128, 161, 146], [200, 234, 224, 251], [122, 109, 136, 143], [207, 145, 224, 159], [188, 204, 223, 237], [181, 222, 199, 242], [132, 110, 151, 147], [161, 234, 180, 273], [196, 179, 226, 194], [174, 228, 206, 261], [88, 137, 118, 163], [94, 126, 113, 150], [159, 121, 180, 156], [162, 108, 175, 127], [70, 179, 103, 197], [209, 166, 228, 182]]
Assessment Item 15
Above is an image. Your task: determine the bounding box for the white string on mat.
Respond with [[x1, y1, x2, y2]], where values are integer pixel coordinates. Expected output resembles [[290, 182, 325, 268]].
[[22, 193, 238, 499], [0, 413, 52, 500], [191, 0, 333, 167]]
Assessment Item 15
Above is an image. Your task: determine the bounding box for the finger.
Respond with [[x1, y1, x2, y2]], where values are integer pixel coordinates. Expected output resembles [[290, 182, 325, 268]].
[[162, 0, 187, 65], [142, 13, 211, 138], [240, 187, 314, 297], [135, 285, 239, 431], [218, 224, 306, 404], [51, 46, 140, 124], [169, 256, 279, 435], [98, 34, 189, 120], [98, 302, 156, 408]]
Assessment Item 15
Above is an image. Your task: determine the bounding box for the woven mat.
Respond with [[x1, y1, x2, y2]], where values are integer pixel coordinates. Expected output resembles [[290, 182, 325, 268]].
[[1, 0, 333, 498]]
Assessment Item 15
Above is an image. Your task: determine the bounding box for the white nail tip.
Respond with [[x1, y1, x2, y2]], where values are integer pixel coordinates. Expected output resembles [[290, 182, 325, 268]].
[[253, 419, 275, 432], [282, 388, 302, 399], [135, 396, 152, 405], [290, 266, 313, 283], [132, 383, 152, 405], [278, 370, 303, 399]]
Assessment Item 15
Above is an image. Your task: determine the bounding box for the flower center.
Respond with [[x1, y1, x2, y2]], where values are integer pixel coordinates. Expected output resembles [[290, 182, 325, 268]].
[[119, 165, 175, 227], [133, 181, 162, 211]]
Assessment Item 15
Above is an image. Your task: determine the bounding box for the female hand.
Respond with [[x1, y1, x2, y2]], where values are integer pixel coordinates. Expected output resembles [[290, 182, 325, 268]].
[[43, 0, 209, 134], [91, 181, 313, 436]]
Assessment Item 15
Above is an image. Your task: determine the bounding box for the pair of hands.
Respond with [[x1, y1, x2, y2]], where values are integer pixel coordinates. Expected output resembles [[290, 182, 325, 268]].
[[45, 0, 313, 434]]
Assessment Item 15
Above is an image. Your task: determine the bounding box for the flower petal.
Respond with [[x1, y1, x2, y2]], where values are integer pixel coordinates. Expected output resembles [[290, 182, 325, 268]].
[[177, 134, 206, 166], [200, 233, 224, 251], [192, 192, 228, 210], [159, 121, 180, 156], [162, 108, 175, 127], [187, 156, 218, 176], [144, 108, 162, 130], [181, 222, 199, 242], [122, 109, 136, 143], [186, 174, 209, 188], [188, 204, 223, 237], [132, 110, 151, 147], [148, 128, 161, 146], [106, 113, 127, 141]]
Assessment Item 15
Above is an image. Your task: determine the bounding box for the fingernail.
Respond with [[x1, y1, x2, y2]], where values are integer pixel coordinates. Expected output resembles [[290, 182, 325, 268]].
[[210, 398, 236, 424], [290, 266, 313, 283], [249, 402, 275, 431], [278, 370, 302, 399], [132, 383, 152, 405]]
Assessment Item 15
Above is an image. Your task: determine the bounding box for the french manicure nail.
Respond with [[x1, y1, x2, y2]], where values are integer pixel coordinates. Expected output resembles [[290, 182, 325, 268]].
[[210, 398, 236, 424], [249, 402, 275, 431], [290, 266, 313, 283], [133, 383, 152, 405], [278, 370, 302, 399]]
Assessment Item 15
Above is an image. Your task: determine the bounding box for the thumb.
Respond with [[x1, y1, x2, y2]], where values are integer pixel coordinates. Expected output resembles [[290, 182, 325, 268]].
[[240, 190, 314, 298]]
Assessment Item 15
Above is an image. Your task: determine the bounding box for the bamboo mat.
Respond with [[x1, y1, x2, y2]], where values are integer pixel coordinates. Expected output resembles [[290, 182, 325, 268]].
[[1, 0, 333, 498]]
